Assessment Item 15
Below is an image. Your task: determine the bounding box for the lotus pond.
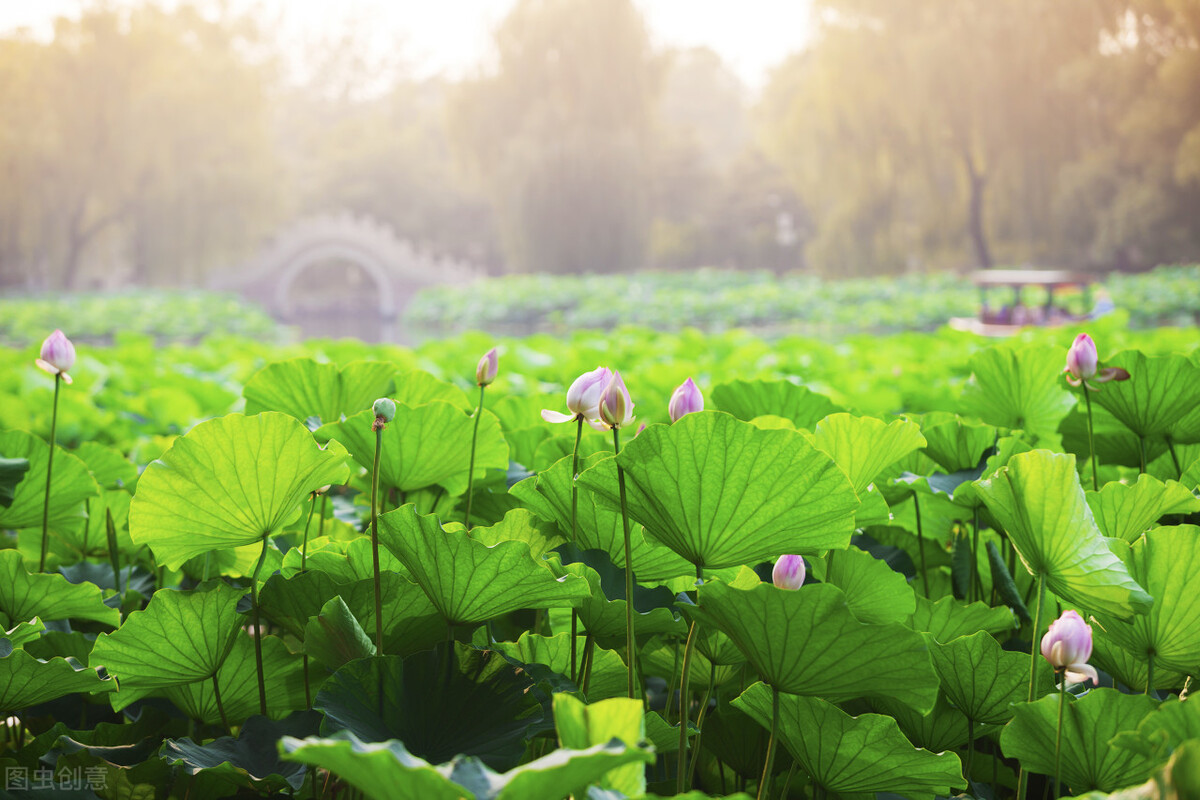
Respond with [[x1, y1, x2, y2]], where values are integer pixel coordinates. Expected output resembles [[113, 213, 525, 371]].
[[1, 321, 1199, 800]]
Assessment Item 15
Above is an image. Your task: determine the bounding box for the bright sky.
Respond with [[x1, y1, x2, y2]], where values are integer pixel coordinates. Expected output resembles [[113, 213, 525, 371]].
[[0, 0, 814, 90]]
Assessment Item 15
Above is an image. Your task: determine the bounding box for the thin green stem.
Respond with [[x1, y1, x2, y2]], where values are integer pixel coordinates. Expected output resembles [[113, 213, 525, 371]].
[[581, 633, 596, 695], [1082, 387, 1099, 490], [251, 533, 271, 717], [569, 416, 584, 681], [39, 373, 62, 571], [970, 507, 982, 603], [779, 762, 796, 800], [464, 385, 486, 530], [756, 686, 780, 800], [965, 718, 974, 790], [687, 662, 717, 785], [913, 493, 928, 598], [301, 492, 317, 574], [614, 427, 636, 700], [1054, 672, 1066, 799], [570, 610, 579, 683], [212, 672, 232, 733], [370, 428, 384, 654], [665, 637, 681, 725], [105, 507, 122, 597], [1017, 572, 1047, 800], [1139, 435, 1147, 475], [1166, 438, 1183, 480], [676, 613, 700, 792]]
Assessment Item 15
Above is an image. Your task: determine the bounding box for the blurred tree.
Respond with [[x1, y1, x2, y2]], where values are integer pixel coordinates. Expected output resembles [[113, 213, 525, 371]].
[[448, 0, 660, 274]]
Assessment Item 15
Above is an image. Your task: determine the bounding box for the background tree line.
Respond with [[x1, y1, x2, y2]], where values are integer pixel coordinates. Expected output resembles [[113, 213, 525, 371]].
[[1, 0, 1197, 290]]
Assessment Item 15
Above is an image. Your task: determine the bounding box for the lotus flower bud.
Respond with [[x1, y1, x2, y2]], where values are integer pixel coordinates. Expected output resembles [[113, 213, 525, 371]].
[[1040, 610, 1099, 684], [772, 555, 806, 590], [35, 329, 76, 384], [669, 378, 704, 422], [598, 371, 635, 429], [541, 366, 613, 424], [372, 398, 396, 422], [1064, 333, 1130, 391], [476, 347, 499, 386]]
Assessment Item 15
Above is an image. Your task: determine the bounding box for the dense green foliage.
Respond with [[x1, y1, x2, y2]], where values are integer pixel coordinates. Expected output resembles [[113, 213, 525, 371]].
[[1, 320, 1199, 799]]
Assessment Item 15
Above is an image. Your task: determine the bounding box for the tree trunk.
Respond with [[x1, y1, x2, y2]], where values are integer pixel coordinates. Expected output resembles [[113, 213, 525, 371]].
[[962, 149, 993, 269]]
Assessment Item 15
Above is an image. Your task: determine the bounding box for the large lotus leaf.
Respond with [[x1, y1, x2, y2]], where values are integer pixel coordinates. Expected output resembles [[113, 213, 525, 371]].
[[640, 635, 742, 690], [700, 698, 781, 779], [0, 455, 30, 508], [90, 582, 244, 693], [813, 413, 926, 494], [1090, 624, 1185, 693], [510, 453, 695, 582], [378, 505, 588, 626], [129, 412, 351, 569], [1059, 402, 1167, 471], [51, 487, 133, 562], [1110, 698, 1200, 760], [929, 631, 1037, 725], [909, 595, 1018, 644], [711, 379, 843, 430], [243, 358, 397, 423], [734, 682, 963, 800], [314, 647, 545, 770], [0, 430, 98, 529], [3, 617, 46, 649], [317, 404, 507, 497], [162, 712, 321, 794], [546, 560, 686, 650], [553, 694, 645, 797], [685, 581, 938, 711], [0, 649, 116, 710], [973, 450, 1153, 619], [809, 546, 916, 625], [466, 508, 566, 560], [577, 412, 859, 569], [1001, 689, 1158, 792], [492, 632, 629, 702], [73, 441, 138, 491], [1086, 475, 1200, 543], [0, 549, 118, 629], [392, 369, 474, 412], [1090, 526, 1200, 674], [304, 596, 376, 671], [872, 692, 974, 753], [918, 413, 998, 473], [279, 731, 652, 800], [1092, 351, 1200, 439], [257, 570, 445, 657], [961, 345, 1073, 439]]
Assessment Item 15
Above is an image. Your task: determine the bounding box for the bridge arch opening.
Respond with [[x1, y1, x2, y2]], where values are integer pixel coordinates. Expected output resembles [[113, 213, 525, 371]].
[[274, 243, 397, 340]]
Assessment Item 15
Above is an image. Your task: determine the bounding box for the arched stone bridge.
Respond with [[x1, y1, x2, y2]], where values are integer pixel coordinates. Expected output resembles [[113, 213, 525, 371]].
[[208, 213, 484, 341]]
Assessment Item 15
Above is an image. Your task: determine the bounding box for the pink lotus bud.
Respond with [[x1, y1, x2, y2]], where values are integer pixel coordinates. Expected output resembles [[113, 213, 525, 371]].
[[1040, 610, 1098, 684], [668, 378, 704, 422], [35, 329, 75, 384], [772, 555, 806, 590], [1065, 334, 1098, 381], [597, 371, 635, 429], [476, 347, 499, 386], [541, 366, 613, 424]]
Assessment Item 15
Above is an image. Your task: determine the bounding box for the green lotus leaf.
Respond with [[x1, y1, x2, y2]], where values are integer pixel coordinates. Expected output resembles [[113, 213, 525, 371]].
[[492, 632, 628, 702], [509, 452, 694, 582], [0, 549, 119, 629], [129, 412, 351, 569], [973, 450, 1153, 619], [2, 617, 45, 649], [0, 649, 116, 710], [1086, 475, 1200, 543], [685, 581, 938, 712], [304, 595, 376, 671], [90, 582, 244, 697], [813, 413, 926, 494], [1092, 351, 1200, 439], [1074, 739, 1200, 800], [640, 635, 742, 690], [0, 455, 30, 508], [1060, 402, 1166, 471], [378, 505, 588, 626], [909, 595, 1018, 643], [1090, 624, 1185, 694], [711, 379, 843, 430], [700, 698, 781, 779], [466, 508, 566, 560], [547, 559, 686, 651], [392, 368, 474, 412], [243, 358, 397, 423], [73, 441, 137, 491], [1090, 526, 1200, 675], [314, 646, 545, 770], [0, 429, 99, 530], [553, 694, 645, 797], [317, 403, 507, 497], [734, 681, 963, 800], [1001, 688, 1158, 793], [872, 691, 975, 753], [961, 345, 1073, 440], [1110, 697, 1200, 760], [809, 546, 916, 625], [577, 411, 860, 569], [162, 712, 321, 794], [929, 631, 1040, 725], [918, 413, 998, 473]]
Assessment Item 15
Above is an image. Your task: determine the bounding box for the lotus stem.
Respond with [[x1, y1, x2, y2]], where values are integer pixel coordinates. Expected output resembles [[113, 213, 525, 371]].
[[965, 718, 974, 791], [613, 427, 637, 700], [569, 415, 584, 681], [756, 685, 780, 800], [301, 492, 317, 574], [779, 763, 797, 800], [677, 613, 700, 793], [1082, 387, 1099, 490], [105, 507, 121, 598], [212, 672, 231, 734], [1017, 572, 1047, 800], [39, 373, 62, 572], [464, 385, 486, 530], [370, 427, 384, 653], [1166, 438, 1183, 479], [913, 493, 928, 598], [581, 633, 596, 694], [251, 532, 270, 717], [1054, 671, 1066, 799], [687, 662, 717, 785], [970, 507, 982, 602], [666, 637, 681, 724]]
